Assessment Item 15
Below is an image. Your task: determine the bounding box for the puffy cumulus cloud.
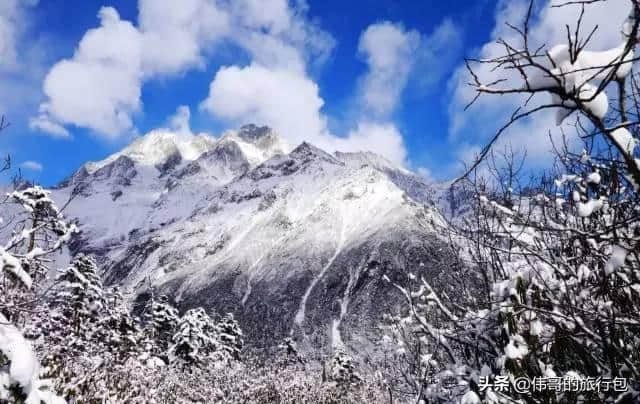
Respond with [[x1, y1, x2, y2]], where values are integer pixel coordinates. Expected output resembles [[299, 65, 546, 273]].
[[202, 14, 468, 168], [448, 0, 632, 174], [138, 0, 229, 76], [32, 7, 143, 138], [31, 0, 412, 168], [20, 160, 42, 171], [30, 0, 413, 167], [230, 0, 335, 73], [282, 18, 460, 167], [358, 22, 419, 118], [238, 32, 307, 73], [32, 0, 334, 140], [196, 3, 335, 147], [32, 4, 214, 139], [201, 63, 327, 145], [201, 64, 409, 166]]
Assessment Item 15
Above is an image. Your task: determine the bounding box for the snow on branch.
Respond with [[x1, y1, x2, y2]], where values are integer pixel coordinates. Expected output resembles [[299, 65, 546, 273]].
[[457, 0, 640, 188]]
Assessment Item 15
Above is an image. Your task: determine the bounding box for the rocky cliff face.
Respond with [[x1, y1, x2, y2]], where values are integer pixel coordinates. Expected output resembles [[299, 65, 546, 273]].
[[52, 124, 454, 357]]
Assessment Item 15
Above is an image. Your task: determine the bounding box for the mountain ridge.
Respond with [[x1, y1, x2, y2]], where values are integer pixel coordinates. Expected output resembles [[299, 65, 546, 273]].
[[52, 124, 453, 356]]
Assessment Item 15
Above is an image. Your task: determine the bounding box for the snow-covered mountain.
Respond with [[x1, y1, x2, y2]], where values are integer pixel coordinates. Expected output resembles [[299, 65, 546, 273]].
[[53, 124, 454, 356]]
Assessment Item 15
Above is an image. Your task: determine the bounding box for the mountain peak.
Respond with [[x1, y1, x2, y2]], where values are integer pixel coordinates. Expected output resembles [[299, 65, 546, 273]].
[[84, 130, 216, 173], [51, 124, 445, 357], [334, 150, 409, 175], [290, 141, 341, 165], [219, 125, 290, 166], [76, 125, 290, 184], [237, 124, 273, 142]]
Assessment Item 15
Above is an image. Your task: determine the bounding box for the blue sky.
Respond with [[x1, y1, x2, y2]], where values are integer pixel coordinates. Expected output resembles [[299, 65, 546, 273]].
[[2, 0, 627, 186]]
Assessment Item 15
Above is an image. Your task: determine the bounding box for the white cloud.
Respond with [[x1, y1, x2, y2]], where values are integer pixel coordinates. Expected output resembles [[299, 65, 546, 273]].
[[28, 109, 70, 138], [168, 105, 194, 136], [32, 0, 335, 140], [33, 1, 235, 138], [201, 14, 466, 167], [195, 4, 408, 165], [138, 0, 229, 76], [33, 7, 143, 138], [414, 18, 463, 90], [230, 0, 334, 73], [357, 22, 419, 118], [0, 5, 19, 72], [237, 31, 307, 73], [200, 63, 409, 166], [357, 19, 463, 119], [20, 160, 42, 171], [25, 0, 413, 167], [448, 0, 632, 174], [27, 1, 457, 170], [0, 0, 37, 72], [201, 63, 326, 145], [233, 0, 335, 70], [333, 122, 407, 166], [32, 1, 229, 138], [0, 0, 45, 119], [231, 0, 291, 35]]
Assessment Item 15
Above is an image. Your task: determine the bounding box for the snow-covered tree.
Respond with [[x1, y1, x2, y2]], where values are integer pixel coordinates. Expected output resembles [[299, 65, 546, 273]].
[[39, 255, 104, 400], [278, 337, 305, 366], [98, 288, 140, 360], [1, 183, 74, 403], [170, 307, 221, 365], [217, 313, 243, 361], [53, 254, 104, 335], [0, 312, 65, 404], [460, 0, 640, 191], [142, 293, 179, 356], [169, 308, 245, 367], [331, 349, 361, 385], [34, 253, 153, 402], [1, 186, 76, 322], [389, 1, 640, 402]]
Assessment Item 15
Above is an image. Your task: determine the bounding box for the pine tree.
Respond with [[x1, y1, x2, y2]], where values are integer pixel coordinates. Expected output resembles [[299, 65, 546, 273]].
[[143, 293, 179, 356], [99, 288, 140, 361], [53, 254, 104, 338], [44, 253, 105, 360], [331, 349, 361, 384], [278, 337, 305, 366], [41, 254, 106, 397], [43, 259, 154, 401], [170, 307, 219, 366], [217, 313, 243, 361]]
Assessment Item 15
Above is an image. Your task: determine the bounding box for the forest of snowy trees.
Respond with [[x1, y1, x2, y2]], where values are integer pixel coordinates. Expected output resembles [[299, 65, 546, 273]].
[[2, 0, 640, 403], [0, 184, 385, 403], [384, 0, 640, 403]]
